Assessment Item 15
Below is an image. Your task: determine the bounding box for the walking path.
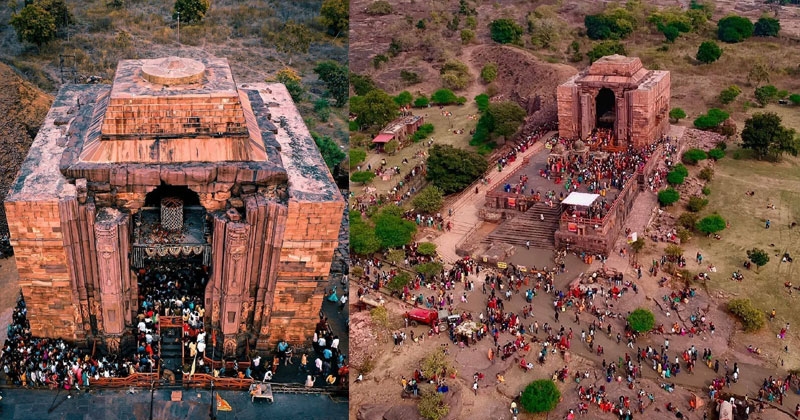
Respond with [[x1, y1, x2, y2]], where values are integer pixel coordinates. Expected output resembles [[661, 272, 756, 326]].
[[433, 140, 547, 264]]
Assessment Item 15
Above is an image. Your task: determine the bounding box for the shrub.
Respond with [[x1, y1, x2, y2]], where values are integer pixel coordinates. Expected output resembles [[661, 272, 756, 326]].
[[351, 73, 377, 96], [694, 108, 729, 130], [401, 70, 422, 85], [521, 380, 561, 413], [719, 85, 741, 104], [676, 228, 691, 243], [754, 17, 780, 37], [665, 244, 684, 259], [727, 299, 765, 332], [480, 63, 498, 83], [696, 40, 722, 64], [696, 214, 726, 234], [370, 305, 390, 328], [440, 60, 472, 91], [698, 167, 714, 181], [421, 349, 453, 378], [351, 171, 376, 184], [658, 188, 680, 206], [489, 19, 524, 44], [412, 123, 435, 142], [678, 213, 698, 229], [683, 149, 708, 165], [430, 89, 459, 105], [366, 0, 392, 15], [460, 29, 475, 44], [687, 196, 709, 212], [627, 308, 655, 333], [702, 186, 711, 195], [414, 95, 430, 108], [474, 93, 490, 112], [584, 9, 636, 40], [790, 94, 800, 106], [672, 164, 689, 177], [415, 261, 443, 278], [717, 15, 754, 43], [418, 389, 449, 420], [707, 148, 725, 160], [754, 85, 779, 106], [667, 170, 686, 185], [386, 272, 411, 292]]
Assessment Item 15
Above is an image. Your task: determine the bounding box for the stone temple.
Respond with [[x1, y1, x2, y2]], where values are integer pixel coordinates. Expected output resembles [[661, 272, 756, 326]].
[[4, 56, 344, 356], [557, 55, 670, 149]]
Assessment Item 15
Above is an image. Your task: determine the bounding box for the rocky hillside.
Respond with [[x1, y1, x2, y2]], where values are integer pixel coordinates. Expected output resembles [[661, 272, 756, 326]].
[[0, 62, 53, 235]]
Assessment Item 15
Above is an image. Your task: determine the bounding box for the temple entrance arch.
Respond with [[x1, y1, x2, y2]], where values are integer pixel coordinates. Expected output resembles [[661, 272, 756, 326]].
[[595, 88, 616, 130], [144, 184, 201, 207]]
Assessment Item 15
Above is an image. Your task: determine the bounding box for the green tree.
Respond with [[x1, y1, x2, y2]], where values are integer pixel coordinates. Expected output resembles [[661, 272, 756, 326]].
[[754, 85, 779, 106], [350, 89, 399, 129], [667, 170, 686, 185], [383, 139, 399, 155], [394, 91, 413, 106], [747, 248, 770, 272], [276, 20, 312, 65], [350, 73, 377, 95], [741, 112, 799, 160], [665, 244, 684, 259], [662, 24, 680, 42], [669, 107, 686, 122], [489, 18, 523, 44], [374, 205, 417, 249], [312, 133, 345, 170], [789, 94, 800, 105], [37, 0, 73, 29], [416, 242, 437, 256], [430, 89, 459, 105], [414, 95, 430, 108], [520, 380, 561, 413], [696, 40, 722, 64], [754, 17, 780, 37], [412, 186, 444, 213], [386, 272, 411, 292], [719, 85, 741, 104], [320, 0, 349, 37], [350, 171, 376, 184], [658, 188, 680, 206], [693, 108, 729, 130], [627, 308, 655, 332], [349, 148, 367, 169], [717, 15, 754, 43], [350, 213, 380, 255], [314, 61, 349, 106], [696, 214, 726, 234], [10, 4, 56, 47], [415, 261, 443, 278], [474, 94, 490, 112], [587, 40, 626, 63], [172, 0, 210, 24], [480, 63, 498, 83], [418, 389, 449, 420], [487, 101, 526, 140], [426, 144, 489, 194], [386, 248, 405, 266], [584, 8, 636, 40]]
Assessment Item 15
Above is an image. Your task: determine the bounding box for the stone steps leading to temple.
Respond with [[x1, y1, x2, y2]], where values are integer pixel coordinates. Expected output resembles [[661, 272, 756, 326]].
[[484, 203, 561, 249]]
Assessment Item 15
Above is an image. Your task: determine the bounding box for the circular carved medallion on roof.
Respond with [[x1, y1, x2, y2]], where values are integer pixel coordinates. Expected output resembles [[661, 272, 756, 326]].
[[141, 57, 205, 86]]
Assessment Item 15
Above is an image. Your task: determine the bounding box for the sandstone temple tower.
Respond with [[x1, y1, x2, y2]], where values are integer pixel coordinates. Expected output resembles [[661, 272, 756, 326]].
[[557, 55, 670, 149], [5, 56, 344, 356]]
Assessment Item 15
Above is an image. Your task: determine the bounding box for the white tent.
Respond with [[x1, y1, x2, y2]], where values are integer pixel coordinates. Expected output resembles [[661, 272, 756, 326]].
[[561, 192, 600, 207]]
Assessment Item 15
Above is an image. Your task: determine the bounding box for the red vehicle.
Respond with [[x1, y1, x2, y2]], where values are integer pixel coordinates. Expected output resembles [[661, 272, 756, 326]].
[[404, 308, 439, 327]]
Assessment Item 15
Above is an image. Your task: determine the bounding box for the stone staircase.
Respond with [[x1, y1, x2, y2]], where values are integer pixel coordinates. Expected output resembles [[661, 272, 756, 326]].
[[484, 203, 561, 249], [159, 326, 184, 381]]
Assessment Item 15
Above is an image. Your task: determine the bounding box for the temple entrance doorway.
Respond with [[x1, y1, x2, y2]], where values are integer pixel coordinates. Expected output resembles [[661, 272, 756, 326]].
[[131, 184, 213, 378], [595, 88, 616, 130]]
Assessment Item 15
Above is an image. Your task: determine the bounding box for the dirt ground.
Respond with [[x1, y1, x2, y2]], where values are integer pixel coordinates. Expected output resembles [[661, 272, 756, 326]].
[[349, 127, 800, 420]]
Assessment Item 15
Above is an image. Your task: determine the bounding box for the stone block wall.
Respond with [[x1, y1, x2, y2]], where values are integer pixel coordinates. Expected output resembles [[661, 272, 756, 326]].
[[5, 199, 80, 339], [265, 199, 344, 345]]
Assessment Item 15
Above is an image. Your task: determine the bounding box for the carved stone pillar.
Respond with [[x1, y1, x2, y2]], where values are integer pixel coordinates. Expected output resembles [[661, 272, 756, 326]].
[[94, 208, 129, 336], [615, 92, 628, 146], [580, 93, 593, 139], [219, 222, 249, 336]]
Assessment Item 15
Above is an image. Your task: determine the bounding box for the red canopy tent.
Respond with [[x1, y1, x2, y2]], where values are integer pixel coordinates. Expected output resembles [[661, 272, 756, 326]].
[[372, 133, 394, 152]]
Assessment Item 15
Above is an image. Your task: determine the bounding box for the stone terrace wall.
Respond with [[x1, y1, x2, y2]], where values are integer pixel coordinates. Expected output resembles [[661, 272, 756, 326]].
[[5, 200, 79, 339], [267, 199, 345, 345]]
